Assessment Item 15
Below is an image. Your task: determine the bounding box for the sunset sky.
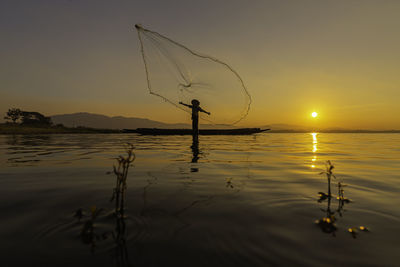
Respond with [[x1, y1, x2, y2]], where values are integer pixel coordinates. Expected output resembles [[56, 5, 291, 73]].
[[1, 0, 399, 129]]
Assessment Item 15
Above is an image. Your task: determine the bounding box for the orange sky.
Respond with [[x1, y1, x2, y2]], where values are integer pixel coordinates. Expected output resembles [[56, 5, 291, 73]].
[[1, 1, 399, 129]]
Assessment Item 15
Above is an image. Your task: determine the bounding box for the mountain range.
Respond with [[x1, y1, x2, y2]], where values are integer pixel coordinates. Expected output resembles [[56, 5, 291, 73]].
[[51, 113, 189, 129], [51, 112, 234, 130]]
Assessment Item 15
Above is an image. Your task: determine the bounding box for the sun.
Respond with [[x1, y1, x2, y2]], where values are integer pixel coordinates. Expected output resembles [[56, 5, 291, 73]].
[[311, 112, 318, 118]]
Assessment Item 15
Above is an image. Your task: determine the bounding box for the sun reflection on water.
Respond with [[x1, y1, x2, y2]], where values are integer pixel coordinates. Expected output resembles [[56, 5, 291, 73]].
[[311, 133, 318, 168]]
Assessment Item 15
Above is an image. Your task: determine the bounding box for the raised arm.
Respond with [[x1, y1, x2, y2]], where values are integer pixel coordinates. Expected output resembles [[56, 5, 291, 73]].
[[179, 101, 192, 108], [199, 107, 211, 115]]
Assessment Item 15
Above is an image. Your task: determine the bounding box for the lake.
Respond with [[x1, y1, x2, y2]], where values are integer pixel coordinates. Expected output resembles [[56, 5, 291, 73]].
[[0, 133, 399, 266]]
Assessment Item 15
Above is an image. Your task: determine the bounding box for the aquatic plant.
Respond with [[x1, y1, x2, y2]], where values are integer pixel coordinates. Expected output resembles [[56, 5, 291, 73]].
[[110, 143, 135, 216], [347, 226, 370, 239], [316, 161, 341, 235], [336, 181, 351, 202], [348, 227, 358, 239], [336, 182, 352, 217], [319, 160, 336, 197], [109, 144, 134, 266], [74, 144, 135, 260], [315, 161, 370, 239], [226, 177, 234, 188]]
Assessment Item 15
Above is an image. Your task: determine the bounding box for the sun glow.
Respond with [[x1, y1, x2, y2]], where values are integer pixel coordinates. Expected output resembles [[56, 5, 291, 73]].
[[311, 112, 318, 118]]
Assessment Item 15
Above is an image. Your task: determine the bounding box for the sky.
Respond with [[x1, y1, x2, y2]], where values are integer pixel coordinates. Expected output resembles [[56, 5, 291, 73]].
[[1, 0, 399, 129]]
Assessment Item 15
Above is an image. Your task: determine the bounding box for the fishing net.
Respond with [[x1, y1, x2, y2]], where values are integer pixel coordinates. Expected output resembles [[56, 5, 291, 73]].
[[135, 24, 251, 125]]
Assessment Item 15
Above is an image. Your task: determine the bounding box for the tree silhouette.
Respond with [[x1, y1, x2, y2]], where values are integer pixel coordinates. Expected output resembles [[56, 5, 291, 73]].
[[4, 108, 22, 123], [21, 111, 52, 125]]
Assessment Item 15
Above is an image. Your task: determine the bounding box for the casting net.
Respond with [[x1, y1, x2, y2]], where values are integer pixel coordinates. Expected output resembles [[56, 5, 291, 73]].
[[135, 24, 251, 125]]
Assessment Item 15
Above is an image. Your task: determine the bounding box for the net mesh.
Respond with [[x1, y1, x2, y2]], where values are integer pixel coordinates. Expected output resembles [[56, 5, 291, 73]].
[[135, 24, 251, 125]]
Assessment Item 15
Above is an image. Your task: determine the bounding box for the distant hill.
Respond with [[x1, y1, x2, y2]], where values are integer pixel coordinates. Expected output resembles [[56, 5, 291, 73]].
[[51, 112, 190, 129], [261, 124, 311, 132], [261, 124, 400, 133], [50, 112, 236, 130]]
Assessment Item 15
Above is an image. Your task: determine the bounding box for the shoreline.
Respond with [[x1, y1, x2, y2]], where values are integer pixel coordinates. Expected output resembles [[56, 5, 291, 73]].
[[0, 123, 121, 134], [1, 124, 399, 135]]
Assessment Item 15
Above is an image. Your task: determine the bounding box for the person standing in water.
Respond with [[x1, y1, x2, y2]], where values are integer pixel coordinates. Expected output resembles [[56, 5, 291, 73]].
[[179, 99, 211, 135]]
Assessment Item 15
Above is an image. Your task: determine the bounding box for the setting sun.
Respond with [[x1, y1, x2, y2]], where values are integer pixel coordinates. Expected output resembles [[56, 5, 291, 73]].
[[311, 112, 318, 118]]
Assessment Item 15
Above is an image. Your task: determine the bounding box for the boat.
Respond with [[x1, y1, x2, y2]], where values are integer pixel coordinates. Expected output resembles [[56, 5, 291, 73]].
[[123, 128, 269, 135]]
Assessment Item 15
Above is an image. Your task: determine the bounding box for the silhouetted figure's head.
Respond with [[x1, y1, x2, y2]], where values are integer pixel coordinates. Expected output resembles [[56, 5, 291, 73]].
[[191, 99, 200, 106]]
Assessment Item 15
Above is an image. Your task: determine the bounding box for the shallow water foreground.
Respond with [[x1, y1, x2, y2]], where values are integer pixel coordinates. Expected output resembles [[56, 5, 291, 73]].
[[0, 133, 399, 266]]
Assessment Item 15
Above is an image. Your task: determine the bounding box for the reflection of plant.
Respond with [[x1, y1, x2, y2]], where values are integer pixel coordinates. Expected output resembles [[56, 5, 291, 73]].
[[315, 195, 337, 236], [79, 206, 104, 253]]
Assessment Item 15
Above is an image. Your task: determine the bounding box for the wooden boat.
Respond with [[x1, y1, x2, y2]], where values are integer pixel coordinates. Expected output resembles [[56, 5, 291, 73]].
[[123, 128, 269, 135]]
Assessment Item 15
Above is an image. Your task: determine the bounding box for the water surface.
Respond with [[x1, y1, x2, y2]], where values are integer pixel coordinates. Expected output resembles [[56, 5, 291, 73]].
[[0, 133, 399, 266]]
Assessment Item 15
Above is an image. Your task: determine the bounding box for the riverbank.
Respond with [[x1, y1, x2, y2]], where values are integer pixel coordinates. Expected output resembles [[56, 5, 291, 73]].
[[0, 123, 121, 134]]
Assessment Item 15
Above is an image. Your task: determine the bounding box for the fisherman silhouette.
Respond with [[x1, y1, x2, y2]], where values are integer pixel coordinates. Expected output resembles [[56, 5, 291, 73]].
[[179, 99, 210, 136]]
